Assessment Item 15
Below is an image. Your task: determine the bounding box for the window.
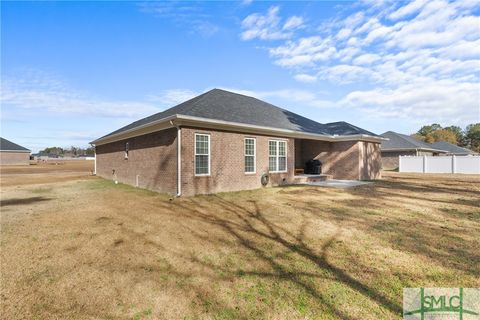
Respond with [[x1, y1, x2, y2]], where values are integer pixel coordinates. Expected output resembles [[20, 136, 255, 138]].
[[124, 142, 129, 159], [268, 140, 287, 172], [269, 141, 277, 171], [195, 134, 210, 175], [244, 138, 256, 173]]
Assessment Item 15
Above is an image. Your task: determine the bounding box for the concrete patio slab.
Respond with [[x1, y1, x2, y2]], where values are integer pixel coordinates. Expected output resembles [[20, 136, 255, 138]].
[[298, 179, 372, 188]]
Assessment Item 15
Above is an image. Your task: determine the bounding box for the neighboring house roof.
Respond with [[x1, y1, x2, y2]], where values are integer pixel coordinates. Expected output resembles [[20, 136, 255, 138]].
[[431, 141, 478, 155], [93, 89, 381, 145], [380, 131, 446, 153], [0, 137, 31, 152]]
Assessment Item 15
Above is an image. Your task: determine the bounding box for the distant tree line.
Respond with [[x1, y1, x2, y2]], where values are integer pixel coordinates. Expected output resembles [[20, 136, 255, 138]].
[[39, 146, 95, 156], [412, 123, 480, 152]]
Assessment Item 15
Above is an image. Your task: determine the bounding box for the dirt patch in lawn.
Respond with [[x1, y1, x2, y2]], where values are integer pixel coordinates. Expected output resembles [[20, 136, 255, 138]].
[[1, 170, 479, 319], [0, 160, 93, 187]]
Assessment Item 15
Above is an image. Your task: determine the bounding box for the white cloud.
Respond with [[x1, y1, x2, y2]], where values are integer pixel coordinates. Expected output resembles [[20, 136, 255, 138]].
[[269, 36, 336, 67], [192, 21, 220, 37], [388, 0, 428, 20], [243, 0, 480, 126], [241, 6, 304, 40], [146, 89, 198, 107], [219, 87, 334, 109], [1, 71, 160, 119], [283, 16, 304, 30], [336, 47, 362, 62], [344, 11, 366, 29], [352, 53, 381, 65], [340, 80, 479, 124], [438, 39, 480, 60], [319, 64, 375, 84], [294, 74, 317, 83], [138, 2, 219, 37], [336, 28, 352, 40]]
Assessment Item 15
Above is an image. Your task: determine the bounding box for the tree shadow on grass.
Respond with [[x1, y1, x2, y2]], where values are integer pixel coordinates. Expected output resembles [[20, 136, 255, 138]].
[[167, 196, 403, 319], [279, 179, 480, 277], [0, 196, 52, 207]]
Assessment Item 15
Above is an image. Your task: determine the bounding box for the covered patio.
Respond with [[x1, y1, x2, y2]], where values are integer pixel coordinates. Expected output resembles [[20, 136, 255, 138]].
[[293, 138, 382, 181]]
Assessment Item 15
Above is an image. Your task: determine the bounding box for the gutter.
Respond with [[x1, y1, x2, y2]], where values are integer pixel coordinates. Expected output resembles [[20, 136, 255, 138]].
[[91, 114, 386, 146]]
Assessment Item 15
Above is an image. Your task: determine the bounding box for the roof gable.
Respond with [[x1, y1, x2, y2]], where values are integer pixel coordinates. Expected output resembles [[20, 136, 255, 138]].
[[99, 89, 378, 141], [0, 137, 30, 152]]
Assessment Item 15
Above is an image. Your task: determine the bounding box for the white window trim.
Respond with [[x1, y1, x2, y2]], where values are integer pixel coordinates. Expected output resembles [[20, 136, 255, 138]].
[[194, 133, 211, 176], [244, 137, 256, 174], [268, 139, 288, 173]]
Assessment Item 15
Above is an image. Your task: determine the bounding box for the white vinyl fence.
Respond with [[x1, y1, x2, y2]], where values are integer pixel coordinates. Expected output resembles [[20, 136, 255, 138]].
[[399, 155, 480, 174]]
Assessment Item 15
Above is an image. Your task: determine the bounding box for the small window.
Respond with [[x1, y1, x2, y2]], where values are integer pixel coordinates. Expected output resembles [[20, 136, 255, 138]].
[[195, 134, 210, 175], [124, 142, 129, 159], [244, 138, 256, 173], [268, 140, 287, 172]]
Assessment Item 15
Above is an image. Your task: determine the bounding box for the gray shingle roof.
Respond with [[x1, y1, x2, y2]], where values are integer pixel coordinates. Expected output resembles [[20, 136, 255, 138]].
[[99, 89, 378, 140], [0, 137, 30, 152], [431, 141, 477, 155], [380, 131, 445, 151]]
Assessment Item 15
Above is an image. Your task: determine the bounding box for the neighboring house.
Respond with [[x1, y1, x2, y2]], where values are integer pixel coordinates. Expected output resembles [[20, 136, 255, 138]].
[[91, 89, 384, 196], [431, 141, 478, 156], [380, 131, 447, 170], [0, 137, 31, 165]]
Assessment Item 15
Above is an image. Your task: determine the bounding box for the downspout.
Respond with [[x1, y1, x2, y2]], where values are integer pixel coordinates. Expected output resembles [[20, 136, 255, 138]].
[[91, 143, 97, 175], [170, 120, 182, 197]]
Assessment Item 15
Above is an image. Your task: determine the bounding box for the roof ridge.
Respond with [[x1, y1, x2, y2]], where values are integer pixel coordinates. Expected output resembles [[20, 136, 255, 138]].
[[394, 132, 426, 148], [208, 89, 328, 128], [213, 88, 293, 113]]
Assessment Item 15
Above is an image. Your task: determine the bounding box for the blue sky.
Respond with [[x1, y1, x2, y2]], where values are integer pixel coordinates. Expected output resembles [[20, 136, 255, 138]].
[[1, 0, 479, 152]]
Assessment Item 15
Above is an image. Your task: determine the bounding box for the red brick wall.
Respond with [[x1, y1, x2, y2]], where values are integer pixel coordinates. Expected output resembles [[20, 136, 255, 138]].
[[0, 152, 30, 165], [417, 151, 434, 156], [359, 141, 382, 180], [296, 139, 381, 180], [180, 127, 295, 196], [95, 129, 177, 195], [381, 150, 421, 170], [95, 126, 381, 196]]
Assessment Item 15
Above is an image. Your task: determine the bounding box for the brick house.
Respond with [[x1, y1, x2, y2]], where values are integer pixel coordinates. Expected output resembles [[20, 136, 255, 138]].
[[0, 137, 31, 165], [92, 89, 384, 196], [380, 131, 447, 170]]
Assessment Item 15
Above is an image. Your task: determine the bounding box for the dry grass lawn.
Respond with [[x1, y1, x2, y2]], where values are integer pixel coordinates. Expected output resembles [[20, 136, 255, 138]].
[[1, 163, 479, 319]]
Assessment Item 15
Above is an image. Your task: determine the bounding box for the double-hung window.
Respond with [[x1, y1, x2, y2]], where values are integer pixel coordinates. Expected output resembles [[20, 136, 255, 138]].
[[244, 138, 256, 173], [195, 134, 210, 175], [268, 140, 287, 172]]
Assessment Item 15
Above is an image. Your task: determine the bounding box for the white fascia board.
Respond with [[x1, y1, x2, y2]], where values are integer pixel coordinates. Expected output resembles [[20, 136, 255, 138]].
[[91, 113, 385, 145], [91, 115, 177, 145], [0, 150, 31, 153]]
